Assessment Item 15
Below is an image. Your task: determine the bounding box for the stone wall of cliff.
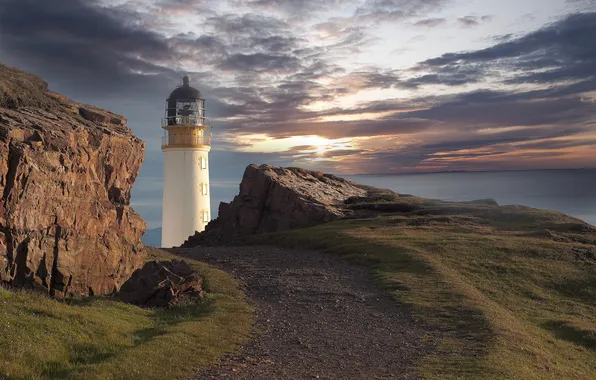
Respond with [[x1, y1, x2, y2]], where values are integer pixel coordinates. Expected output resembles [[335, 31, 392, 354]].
[[0, 62, 146, 297]]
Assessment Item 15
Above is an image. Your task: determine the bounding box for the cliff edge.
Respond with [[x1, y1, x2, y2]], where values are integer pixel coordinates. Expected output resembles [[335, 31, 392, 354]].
[[183, 164, 396, 246], [0, 62, 146, 297]]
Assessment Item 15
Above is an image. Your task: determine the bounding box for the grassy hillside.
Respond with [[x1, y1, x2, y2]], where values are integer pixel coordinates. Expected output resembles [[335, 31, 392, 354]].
[[252, 196, 596, 379], [0, 248, 253, 380]]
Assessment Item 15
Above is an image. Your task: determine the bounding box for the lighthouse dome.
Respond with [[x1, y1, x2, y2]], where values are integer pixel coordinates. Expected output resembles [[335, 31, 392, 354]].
[[167, 75, 202, 100]]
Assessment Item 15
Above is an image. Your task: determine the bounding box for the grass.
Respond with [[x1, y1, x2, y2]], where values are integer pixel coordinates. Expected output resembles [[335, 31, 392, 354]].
[[249, 197, 596, 379], [0, 62, 60, 110], [0, 247, 253, 380]]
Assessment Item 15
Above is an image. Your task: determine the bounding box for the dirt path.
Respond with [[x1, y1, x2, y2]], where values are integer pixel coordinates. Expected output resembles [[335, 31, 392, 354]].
[[174, 245, 432, 380]]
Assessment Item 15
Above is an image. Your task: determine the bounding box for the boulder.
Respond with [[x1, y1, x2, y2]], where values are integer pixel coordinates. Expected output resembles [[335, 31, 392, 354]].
[[183, 164, 383, 246], [0, 62, 146, 297], [118, 260, 205, 308]]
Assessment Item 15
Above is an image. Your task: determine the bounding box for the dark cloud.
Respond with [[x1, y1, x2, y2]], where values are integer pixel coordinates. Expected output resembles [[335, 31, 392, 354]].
[[170, 34, 228, 60], [405, 66, 483, 87], [514, 138, 596, 151], [416, 12, 596, 90], [206, 13, 288, 36], [250, 35, 302, 53], [404, 91, 596, 128], [220, 53, 301, 72], [0, 0, 179, 99], [418, 125, 588, 154]]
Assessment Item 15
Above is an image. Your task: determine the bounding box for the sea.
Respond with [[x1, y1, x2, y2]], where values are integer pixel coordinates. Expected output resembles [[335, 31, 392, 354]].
[[140, 168, 596, 246], [344, 169, 596, 226]]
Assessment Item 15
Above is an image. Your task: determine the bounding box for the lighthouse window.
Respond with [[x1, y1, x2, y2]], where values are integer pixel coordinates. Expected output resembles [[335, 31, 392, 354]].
[[176, 101, 198, 116], [200, 157, 207, 169], [202, 183, 208, 195], [203, 210, 209, 222]]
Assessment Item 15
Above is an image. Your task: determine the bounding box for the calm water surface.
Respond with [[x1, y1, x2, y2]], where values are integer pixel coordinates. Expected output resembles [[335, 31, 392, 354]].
[[345, 169, 596, 226]]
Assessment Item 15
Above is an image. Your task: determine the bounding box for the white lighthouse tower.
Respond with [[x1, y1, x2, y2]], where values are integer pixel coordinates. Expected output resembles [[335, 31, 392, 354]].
[[161, 76, 211, 248]]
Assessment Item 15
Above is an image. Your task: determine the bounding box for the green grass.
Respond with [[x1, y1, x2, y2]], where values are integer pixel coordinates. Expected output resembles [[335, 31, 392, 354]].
[[0, 61, 61, 110], [250, 198, 596, 379], [0, 247, 253, 380]]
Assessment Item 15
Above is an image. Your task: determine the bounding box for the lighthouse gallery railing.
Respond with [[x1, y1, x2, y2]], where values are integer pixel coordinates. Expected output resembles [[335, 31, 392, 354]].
[[161, 116, 211, 128]]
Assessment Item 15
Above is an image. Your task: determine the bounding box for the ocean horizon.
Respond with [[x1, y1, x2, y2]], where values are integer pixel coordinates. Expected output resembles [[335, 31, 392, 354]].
[[345, 168, 596, 226], [141, 168, 596, 246]]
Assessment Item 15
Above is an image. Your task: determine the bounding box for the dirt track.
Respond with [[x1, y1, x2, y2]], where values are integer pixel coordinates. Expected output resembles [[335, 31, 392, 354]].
[[175, 245, 431, 380]]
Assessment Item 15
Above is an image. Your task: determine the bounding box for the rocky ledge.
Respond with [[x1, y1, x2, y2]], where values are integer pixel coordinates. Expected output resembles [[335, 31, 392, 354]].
[[183, 164, 396, 247], [0, 62, 146, 297], [119, 260, 205, 308]]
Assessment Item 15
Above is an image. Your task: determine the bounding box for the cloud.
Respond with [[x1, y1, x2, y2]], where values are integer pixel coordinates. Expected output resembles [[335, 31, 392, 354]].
[[155, 0, 207, 14], [412, 12, 596, 91], [314, 0, 450, 37], [356, 0, 448, 19], [239, 0, 357, 14], [414, 17, 446, 27], [567, 0, 596, 11], [220, 53, 302, 72], [404, 91, 596, 128], [0, 0, 594, 178], [0, 0, 179, 98], [206, 13, 288, 36], [457, 15, 492, 27]]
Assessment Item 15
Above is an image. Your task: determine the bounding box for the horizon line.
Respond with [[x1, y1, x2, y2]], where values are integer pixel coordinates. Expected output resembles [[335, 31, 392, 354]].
[[347, 167, 596, 176]]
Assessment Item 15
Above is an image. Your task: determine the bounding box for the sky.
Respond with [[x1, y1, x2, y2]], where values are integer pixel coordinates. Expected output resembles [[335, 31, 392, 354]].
[[0, 0, 595, 228]]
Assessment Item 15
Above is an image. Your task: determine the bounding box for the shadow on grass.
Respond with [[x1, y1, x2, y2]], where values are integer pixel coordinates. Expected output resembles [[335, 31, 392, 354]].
[[128, 297, 216, 350], [253, 225, 496, 374], [550, 275, 596, 304], [70, 344, 117, 365], [542, 320, 596, 351], [39, 297, 216, 379], [40, 361, 73, 379], [61, 296, 103, 307]]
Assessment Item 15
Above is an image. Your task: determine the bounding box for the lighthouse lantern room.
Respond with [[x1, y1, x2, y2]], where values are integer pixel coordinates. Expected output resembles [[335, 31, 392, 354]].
[[161, 76, 211, 248]]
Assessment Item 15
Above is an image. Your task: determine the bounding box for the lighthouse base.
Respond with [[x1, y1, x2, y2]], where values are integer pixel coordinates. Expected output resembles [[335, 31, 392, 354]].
[[161, 147, 211, 248]]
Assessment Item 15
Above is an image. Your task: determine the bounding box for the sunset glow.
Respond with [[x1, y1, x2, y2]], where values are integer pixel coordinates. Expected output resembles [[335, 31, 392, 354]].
[[2, 0, 594, 230]]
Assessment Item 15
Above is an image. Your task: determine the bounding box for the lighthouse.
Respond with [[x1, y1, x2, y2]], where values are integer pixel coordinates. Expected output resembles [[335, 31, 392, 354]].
[[161, 76, 211, 248]]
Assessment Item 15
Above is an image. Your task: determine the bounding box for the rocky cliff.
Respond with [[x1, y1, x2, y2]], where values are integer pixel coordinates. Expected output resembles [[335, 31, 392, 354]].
[[183, 164, 396, 247], [0, 63, 146, 297]]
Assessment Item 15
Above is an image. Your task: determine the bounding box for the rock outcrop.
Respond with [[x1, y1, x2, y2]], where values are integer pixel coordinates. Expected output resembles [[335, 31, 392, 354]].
[[183, 164, 394, 247], [119, 260, 205, 308], [0, 62, 146, 297]]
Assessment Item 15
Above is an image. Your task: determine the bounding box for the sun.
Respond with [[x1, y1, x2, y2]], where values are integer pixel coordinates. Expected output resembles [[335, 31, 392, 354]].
[[298, 135, 331, 156], [225, 134, 355, 159], [315, 144, 327, 156]]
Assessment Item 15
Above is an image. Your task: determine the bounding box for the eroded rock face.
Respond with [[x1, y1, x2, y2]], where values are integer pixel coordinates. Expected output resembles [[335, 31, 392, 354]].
[[118, 260, 205, 308], [183, 164, 376, 247], [0, 62, 146, 297]]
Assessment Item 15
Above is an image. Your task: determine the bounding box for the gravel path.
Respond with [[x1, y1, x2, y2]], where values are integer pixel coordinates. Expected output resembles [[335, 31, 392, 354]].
[[174, 245, 432, 380]]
